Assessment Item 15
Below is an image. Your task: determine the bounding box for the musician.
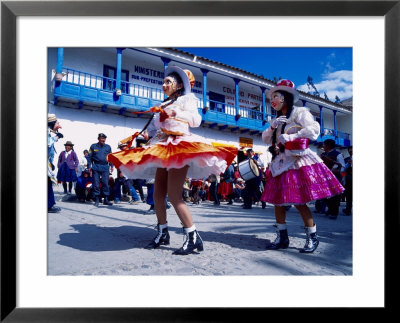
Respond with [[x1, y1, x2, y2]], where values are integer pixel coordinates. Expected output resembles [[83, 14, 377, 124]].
[[107, 66, 237, 255], [260, 79, 344, 253], [48, 113, 63, 213], [321, 139, 345, 219]]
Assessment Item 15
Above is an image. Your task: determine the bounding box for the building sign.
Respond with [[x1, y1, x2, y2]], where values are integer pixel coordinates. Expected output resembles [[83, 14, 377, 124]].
[[131, 64, 202, 94], [239, 137, 253, 148], [222, 86, 264, 109]]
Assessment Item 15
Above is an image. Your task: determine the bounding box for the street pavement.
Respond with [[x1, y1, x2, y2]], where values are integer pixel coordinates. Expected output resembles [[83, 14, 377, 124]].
[[48, 185, 352, 276]]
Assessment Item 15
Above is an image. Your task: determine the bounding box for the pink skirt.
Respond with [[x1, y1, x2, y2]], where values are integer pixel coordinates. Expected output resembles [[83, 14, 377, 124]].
[[261, 162, 344, 206]]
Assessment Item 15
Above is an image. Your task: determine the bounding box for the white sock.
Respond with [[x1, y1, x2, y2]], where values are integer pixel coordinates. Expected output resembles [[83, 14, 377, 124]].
[[184, 224, 196, 233], [276, 223, 287, 231], [306, 224, 317, 234], [159, 222, 168, 230]]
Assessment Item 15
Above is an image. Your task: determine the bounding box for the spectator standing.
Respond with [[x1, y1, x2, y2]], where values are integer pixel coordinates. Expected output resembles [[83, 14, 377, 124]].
[[48, 114, 63, 213], [233, 165, 241, 181], [208, 173, 220, 205], [87, 133, 114, 206], [342, 146, 353, 215], [320, 139, 345, 219], [57, 141, 79, 194], [242, 149, 260, 209], [221, 163, 235, 204], [78, 149, 89, 175]]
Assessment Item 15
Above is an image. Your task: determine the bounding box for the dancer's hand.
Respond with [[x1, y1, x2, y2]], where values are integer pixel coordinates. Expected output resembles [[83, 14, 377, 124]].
[[270, 116, 287, 129]]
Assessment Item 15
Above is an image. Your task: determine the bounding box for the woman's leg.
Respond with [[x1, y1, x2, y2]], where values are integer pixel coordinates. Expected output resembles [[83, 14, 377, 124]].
[[153, 168, 168, 225], [294, 204, 319, 253], [294, 204, 314, 228], [267, 205, 289, 250], [167, 166, 193, 228], [168, 166, 204, 255], [274, 206, 286, 224]]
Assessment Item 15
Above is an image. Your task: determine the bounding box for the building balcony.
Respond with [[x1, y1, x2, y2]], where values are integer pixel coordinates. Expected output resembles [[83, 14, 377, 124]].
[[53, 67, 269, 135], [53, 67, 351, 146]]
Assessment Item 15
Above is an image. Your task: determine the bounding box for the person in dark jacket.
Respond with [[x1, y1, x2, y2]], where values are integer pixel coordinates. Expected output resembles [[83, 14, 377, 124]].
[[321, 139, 345, 219], [87, 133, 114, 206]]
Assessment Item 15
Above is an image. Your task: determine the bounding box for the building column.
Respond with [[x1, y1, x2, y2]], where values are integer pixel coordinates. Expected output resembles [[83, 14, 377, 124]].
[[161, 58, 171, 100], [234, 78, 240, 120], [319, 105, 324, 131], [115, 48, 123, 91], [260, 86, 266, 121], [333, 110, 337, 137], [201, 68, 208, 110], [56, 48, 64, 73], [161, 57, 171, 73]]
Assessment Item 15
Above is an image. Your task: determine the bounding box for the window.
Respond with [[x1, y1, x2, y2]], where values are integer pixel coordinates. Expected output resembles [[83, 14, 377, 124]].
[[103, 65, 129, 93]]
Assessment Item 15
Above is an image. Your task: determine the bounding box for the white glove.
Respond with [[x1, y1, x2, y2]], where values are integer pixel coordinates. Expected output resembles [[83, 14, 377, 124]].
[[270, 116, 288, 129], [278, 133, 298, 144]]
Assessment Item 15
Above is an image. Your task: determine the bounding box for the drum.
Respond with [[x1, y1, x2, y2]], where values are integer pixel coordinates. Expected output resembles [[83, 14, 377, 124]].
[[238, 159, 259, 181]]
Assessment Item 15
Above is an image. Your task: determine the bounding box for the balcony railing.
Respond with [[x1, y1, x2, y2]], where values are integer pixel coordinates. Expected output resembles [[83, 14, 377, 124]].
[[209, 99, 264, 120], [54, 67, 350, 144]]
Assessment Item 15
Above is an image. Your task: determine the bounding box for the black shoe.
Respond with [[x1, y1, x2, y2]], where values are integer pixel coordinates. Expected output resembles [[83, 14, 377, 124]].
[[227, 201, 233, 205], [266, 227, 289, 250], [300, 227, 319, 253], [145, 225, 170, 249], [261, 202, 266, 209], [48, 206, 61, 213], [173, 230, 204, 255], [94, 197, 100, 207], [103, 197, 113, 206]]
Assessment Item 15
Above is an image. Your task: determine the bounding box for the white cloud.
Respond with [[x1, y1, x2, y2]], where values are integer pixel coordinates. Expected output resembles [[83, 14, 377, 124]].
[[297, 70, 352, 101]]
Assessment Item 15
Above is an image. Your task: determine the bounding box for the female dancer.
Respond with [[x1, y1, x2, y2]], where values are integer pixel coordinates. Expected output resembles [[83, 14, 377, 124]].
[[261, 79, 344, 253], [108, 66, 237, 255]]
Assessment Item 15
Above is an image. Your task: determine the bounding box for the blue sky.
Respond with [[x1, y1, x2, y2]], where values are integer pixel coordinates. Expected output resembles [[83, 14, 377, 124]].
[[176, 47, 353, 102]]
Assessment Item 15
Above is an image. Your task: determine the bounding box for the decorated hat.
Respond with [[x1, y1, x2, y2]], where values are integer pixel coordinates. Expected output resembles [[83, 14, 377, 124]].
[[64, 141, 74, 146], [165, 65, 195, 95], [48, 113, 57, 123], [266, 79, 299, 103]]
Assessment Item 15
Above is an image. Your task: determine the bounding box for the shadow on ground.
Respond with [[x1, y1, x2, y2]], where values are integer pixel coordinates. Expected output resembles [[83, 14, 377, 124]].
[[57, 223, 269, 253]]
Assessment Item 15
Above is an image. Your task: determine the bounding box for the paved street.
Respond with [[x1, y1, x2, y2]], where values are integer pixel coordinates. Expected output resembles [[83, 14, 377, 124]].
[[48, 185, 352, 276]]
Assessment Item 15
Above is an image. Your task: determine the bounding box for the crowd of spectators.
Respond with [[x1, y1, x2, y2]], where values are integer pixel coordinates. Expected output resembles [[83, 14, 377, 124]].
[[52, 132, 352, 216]]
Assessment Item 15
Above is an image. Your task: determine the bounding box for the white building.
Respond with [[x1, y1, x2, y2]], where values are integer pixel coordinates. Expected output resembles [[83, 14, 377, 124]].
[[48, 47, 352, 174]]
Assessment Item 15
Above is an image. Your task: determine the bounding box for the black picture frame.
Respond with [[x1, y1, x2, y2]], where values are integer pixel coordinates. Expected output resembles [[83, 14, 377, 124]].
[[1, 1, 398, 321]]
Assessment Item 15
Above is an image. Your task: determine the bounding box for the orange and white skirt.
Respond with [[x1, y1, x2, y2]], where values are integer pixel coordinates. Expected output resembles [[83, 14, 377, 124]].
[[107, 131, 237, 180]]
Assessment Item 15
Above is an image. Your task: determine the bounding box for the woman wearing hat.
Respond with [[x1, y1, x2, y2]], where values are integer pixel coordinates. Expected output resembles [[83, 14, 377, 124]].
[[261, 79, 344, 253], [57, 140, 79, 194], [108, 66, 237, 255]]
